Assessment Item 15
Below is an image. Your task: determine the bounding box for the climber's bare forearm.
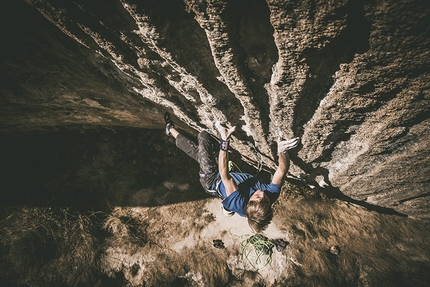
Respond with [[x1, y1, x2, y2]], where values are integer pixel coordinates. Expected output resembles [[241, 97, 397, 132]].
[[219, 150, 237, 196], [272, 152, 290, 185]]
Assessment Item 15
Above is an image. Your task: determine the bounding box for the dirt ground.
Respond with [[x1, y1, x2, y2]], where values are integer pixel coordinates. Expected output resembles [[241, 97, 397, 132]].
[[1, 127, 430, 286]]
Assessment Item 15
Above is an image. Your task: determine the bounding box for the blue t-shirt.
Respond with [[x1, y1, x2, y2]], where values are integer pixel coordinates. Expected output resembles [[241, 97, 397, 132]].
[[215, 172, 281, 217]]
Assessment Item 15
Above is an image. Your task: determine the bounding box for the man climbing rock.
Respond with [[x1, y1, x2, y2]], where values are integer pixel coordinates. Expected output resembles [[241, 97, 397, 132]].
[[164, 112, 299, 233]]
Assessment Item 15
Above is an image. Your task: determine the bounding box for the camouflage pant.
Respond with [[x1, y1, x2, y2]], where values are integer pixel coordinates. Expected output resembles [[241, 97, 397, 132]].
[[176, 131, 221, 197]]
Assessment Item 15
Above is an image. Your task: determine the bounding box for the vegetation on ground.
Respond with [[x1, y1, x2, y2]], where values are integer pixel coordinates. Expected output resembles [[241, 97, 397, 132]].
[[1, 181, 429, 286]]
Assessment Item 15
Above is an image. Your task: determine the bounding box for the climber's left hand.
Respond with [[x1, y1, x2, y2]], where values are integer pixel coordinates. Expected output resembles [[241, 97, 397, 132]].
[[277, 137, 300, 154]]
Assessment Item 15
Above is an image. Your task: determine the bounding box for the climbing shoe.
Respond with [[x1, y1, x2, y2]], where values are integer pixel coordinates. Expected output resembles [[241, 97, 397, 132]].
[[213, 239, 225, 249], [271, 238, 289, 252], [164, 112, 174, 135]]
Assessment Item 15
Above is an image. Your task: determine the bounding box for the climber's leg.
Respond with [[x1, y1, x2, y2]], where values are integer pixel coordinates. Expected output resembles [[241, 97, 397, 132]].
[[165, 112, 198, 161], [175, 131, 219, 196], [196, 131, 218, 192], [175, 132, 199, 162], [165, 113, 219, 196]]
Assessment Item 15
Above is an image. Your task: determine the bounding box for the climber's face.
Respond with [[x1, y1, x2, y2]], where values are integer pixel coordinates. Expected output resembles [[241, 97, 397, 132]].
[[249, 190, 268, 202]]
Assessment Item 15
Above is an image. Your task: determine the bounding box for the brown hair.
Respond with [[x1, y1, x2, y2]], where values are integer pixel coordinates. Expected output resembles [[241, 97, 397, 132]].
[[246, 196, 273, 233]]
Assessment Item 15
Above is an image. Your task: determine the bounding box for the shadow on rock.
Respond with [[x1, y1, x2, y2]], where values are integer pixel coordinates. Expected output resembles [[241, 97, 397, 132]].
[[289, 153, 407, 218], [0, 127, 209, 211]]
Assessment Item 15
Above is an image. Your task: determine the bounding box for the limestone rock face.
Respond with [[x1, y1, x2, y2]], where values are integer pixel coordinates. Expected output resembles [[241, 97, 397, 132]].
[[1, 0, 429, 218]]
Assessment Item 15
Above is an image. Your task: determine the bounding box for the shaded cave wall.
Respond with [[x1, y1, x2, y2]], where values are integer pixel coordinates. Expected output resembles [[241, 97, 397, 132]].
[[0, 0, 429, 219], [0, 128, 207, 209]]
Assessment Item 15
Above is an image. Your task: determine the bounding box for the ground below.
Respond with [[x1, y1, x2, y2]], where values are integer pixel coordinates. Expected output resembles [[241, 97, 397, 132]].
[[1, 127, 429, 286]]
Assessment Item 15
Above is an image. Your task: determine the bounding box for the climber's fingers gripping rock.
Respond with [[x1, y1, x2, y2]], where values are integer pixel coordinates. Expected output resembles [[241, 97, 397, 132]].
[[277, 137, 300, 154], [215, 121, 236, 141]]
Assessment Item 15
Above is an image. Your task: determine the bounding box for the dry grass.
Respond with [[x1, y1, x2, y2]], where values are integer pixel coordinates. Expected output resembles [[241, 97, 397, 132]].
[[272, 182, 430, 286], [1, 182, 429, 287], [0, 207, 101, 287], [184, 246, 231, 286], [98, 202, 232, 287]]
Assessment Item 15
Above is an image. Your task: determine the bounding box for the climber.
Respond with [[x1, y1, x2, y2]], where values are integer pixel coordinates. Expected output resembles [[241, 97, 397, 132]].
[[164, 112, 299, 233]]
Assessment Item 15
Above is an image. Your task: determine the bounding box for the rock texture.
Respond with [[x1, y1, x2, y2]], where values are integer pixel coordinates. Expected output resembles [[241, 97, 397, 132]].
[[1, 0, 429, 219]]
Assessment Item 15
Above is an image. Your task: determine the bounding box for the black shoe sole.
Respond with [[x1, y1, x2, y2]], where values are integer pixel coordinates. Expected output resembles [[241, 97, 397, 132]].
[[164, 112, 174, 135]]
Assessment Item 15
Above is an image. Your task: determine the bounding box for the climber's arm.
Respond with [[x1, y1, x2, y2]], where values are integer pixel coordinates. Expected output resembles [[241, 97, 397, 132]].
[[215, 121, 237, 196], [272, 137, 300, 185], [272, 152, 290, 185], [218, 149, 238, 196]]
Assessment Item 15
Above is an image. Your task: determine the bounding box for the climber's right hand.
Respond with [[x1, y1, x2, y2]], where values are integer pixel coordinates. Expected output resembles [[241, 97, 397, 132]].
[[215, 121, 236, 140]]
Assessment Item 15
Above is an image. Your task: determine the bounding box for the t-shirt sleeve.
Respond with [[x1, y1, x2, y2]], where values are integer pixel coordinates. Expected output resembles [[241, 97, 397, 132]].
[[264, 183, 282, 203], [222, 190, 247, 217], [266, 182, 281, 193]]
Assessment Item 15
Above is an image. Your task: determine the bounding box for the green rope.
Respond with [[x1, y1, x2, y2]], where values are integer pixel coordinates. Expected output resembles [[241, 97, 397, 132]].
[[240, 234, 274, 269], [229, 228, 274, 270], [228, 160, 242, 172]]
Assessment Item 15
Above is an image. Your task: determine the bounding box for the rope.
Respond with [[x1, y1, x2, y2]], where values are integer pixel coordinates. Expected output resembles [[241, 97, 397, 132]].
[[228, 160, 242, 172], [240, 234, 274, 269], [228, 228, 286, 270]]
